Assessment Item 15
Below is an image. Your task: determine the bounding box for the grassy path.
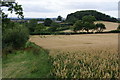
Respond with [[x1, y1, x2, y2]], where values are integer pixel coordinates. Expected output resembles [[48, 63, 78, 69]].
[[2, 42, 52, 78]]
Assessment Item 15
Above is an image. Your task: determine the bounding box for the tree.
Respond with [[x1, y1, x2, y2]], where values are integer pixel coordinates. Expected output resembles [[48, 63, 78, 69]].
[[3, 24, 29, 49], [44, 18, 52, 26], [48, 27, 57, 32], [1, 1, 24, 19], [57, 16, 62, 21], [83, 22, 91, 32], [82, 22, 96, 32], [48, 22, 60, 32], [34, 23, 46, 33], [27, 19, 38, 33], [117, 25, 120, 30], [51, 22, 61, 27], [81, 15, 96, 33], [82, 15, 96, 23], [66, 16, 78, 25], [2, 0, 24, 31], [2, 0, 29, 51], [90, 23, 97, 32], [96, 23, 106, 32], [72, 20, 83, 33]]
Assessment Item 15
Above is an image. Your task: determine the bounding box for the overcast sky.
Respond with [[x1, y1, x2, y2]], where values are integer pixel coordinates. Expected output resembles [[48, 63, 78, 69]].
[[6, 0, 120, 18]]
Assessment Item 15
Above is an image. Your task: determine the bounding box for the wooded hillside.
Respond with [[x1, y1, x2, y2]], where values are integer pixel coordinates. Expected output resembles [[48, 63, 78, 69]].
[[66, 10, 118, 24]]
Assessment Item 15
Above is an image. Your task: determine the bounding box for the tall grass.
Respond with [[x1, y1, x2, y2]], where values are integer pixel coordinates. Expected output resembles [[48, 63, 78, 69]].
[[2, 42, 52, 78]]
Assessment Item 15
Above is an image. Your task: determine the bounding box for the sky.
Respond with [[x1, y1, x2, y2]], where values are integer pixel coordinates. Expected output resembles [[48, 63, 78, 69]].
[[5, 0, 120, 18]]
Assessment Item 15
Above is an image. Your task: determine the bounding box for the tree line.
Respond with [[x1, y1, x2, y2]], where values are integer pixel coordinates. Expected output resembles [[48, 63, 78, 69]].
[[24, 17, 64, 34], [71, 15, 106, 33]]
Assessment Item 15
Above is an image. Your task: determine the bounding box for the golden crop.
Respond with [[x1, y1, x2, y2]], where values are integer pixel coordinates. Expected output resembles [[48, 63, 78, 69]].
[[30, 34, 119, 78], [51, 49, 119, 78]]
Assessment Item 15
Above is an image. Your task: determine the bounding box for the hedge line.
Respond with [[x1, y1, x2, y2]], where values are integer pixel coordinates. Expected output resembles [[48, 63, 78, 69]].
[[30, 30, 120, 35]]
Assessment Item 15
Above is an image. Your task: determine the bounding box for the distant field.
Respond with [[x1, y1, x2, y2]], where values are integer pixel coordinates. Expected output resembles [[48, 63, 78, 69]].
[[94, 21, 118, 31], [62, 21, 118, 32]]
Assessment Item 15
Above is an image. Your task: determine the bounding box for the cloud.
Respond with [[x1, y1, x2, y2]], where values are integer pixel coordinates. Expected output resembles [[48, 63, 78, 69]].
[[23, 5, 57, 13], [21, 1, 118, 13], [12, 0, 119, 18], [18, 0, 64, 13], [62, 2, 118, 11]]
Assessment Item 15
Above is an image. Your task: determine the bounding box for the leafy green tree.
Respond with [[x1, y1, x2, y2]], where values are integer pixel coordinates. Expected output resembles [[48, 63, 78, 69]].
[[66, 16, 78, 25], [72, 20, 83, 33], [1, 1, 24, 19], [47, 22, 60, 32], [83, 22, 91, 32], [117, 25, 120, 30], [44, 18, 52, 26], [57, 15, 62, 21], [3, 24, 29, 49], [82, 15, 96, 23], [2, 0, 24, 31], [81, 15, 96, 32], [48, 27, 57, 32], [27, 19, 38, 33], [96, 23, 106, 32], [2, 0, 29, 51], [34, 23, 46, 33], [51, 22, 61, 27], [89, 23, 97, 32], [82, 22, 96, 32]]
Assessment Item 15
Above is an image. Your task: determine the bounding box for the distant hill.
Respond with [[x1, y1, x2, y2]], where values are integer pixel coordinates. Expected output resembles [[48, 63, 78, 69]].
[[66, 10, 118, 24]]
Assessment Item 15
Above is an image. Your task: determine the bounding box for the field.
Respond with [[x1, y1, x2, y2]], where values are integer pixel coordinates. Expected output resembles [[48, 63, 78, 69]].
[[30, 34, 119, 78]]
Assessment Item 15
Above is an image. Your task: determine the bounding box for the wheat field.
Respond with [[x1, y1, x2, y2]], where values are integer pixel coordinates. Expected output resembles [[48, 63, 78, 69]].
[[30, 34, 119, 78], [95, 21, 118, 31]]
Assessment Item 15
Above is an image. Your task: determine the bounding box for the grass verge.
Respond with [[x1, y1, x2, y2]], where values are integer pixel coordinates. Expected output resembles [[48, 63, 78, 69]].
[[2, 42, 53, 78]]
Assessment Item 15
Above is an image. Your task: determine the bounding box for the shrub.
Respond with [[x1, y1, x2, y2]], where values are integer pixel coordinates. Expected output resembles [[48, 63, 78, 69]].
[[48, 26, 57, 32], [34, 23, 46, 33], [2, 24, 29, 49]]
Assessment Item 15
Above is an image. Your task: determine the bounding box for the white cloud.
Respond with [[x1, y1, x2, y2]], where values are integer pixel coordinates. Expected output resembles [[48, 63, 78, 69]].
[[8, 0, 119, 18]]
